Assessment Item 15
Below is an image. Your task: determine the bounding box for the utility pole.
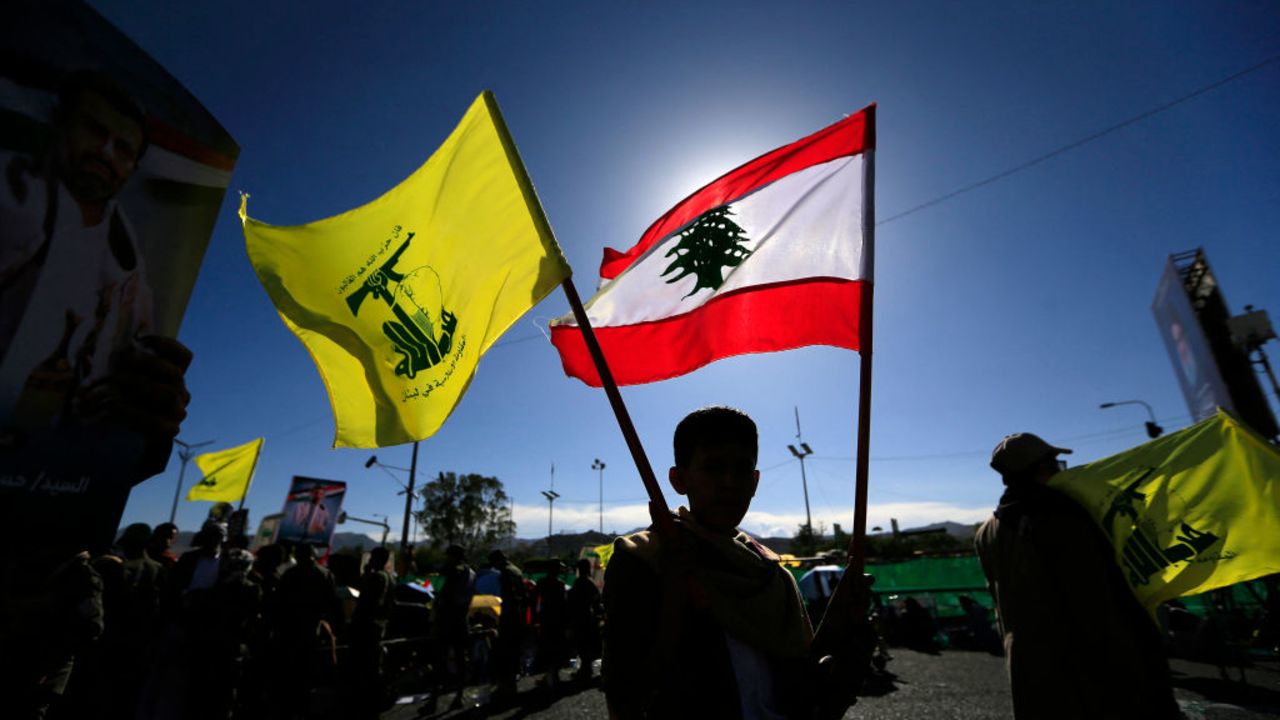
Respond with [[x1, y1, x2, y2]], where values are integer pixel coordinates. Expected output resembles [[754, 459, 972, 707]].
[[169, 438, 215, 524], [592, 458, 606, 533], [365, 441, 419, 576], [786, 406, 814, 535]]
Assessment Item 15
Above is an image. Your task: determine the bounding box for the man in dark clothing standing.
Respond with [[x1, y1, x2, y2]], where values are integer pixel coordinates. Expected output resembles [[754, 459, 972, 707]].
[[276, 543, 341, 715], [97, 523, 165, 719], [567, 558, 602, 681], [433, 545, 475, 711], [350, 547, 393, 718], [974, 432, 1181, 720], [535, 561, 569, 689], [489, 550, 527, 701]]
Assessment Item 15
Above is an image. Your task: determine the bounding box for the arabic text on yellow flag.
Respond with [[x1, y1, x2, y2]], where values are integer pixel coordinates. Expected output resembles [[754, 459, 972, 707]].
[[187, 438, 264, 503], [242, 92, 571, 448], [1049, 409, 1280, 611]]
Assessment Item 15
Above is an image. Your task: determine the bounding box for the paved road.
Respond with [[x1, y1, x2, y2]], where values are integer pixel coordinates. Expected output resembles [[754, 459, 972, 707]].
[[383, 650, 1280, 719]]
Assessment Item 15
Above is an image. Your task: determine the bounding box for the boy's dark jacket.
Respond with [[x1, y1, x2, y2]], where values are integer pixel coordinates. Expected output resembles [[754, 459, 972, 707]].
[[602, 508, 813, 719]]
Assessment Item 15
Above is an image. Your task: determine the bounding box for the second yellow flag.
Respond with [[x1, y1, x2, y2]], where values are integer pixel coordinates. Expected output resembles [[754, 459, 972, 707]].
[[187, 438, 264, 503]]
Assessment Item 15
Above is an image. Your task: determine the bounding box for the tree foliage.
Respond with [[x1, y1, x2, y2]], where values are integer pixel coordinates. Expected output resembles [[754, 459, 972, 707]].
[[791, 521, 828, 557], [414, 472, 515, 552], [865, 531, 967, 561]]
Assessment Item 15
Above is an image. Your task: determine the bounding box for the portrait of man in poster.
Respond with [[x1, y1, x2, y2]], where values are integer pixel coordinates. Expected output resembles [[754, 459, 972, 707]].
[[0, 0, 238, 551]]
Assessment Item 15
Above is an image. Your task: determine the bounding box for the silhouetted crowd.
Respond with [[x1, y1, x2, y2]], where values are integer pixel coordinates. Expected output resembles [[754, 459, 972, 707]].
[[8, 511, 1275, 720], [12, 520, 603, 720]]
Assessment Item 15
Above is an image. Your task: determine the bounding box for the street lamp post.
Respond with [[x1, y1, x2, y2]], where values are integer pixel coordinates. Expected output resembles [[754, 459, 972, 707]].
[[788, 406, 815, 535], [338, 511, 391, 547], [592, 458, 606, 533], [169, 438, 215, 525], [1100, 400, 1163, 438], [542, 462, 559, 553], [788, 442, 814, 534]]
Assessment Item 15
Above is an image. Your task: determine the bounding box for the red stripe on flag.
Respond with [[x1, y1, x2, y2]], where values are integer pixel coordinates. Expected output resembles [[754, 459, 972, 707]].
[[600, 104, 875, 280], [550, 278, 866, 387], [146, 117, 239, 172]]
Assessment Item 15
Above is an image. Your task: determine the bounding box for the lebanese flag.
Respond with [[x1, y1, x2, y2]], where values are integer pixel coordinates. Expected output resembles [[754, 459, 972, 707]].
[[551, 104, 875, 387]]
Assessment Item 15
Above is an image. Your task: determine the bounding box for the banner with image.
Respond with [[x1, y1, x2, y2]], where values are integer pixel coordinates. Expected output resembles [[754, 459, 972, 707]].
[[276, 477, 347, 547], [0, 0, 238, 552]]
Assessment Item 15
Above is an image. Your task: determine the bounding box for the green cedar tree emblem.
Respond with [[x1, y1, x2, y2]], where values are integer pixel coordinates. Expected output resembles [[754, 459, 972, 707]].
[[661, 204, 752, 298]]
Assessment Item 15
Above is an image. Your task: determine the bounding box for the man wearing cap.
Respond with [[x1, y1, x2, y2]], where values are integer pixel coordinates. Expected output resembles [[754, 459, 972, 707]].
[[975, 433, 1179, 719]]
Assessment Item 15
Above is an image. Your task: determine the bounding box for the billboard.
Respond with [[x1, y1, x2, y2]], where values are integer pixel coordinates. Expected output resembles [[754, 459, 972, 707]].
[[0, 0, 238, 552], [277, 477, 347, 547], [1154, 250, 1278, 438], [1152, 258, 1234, 422]]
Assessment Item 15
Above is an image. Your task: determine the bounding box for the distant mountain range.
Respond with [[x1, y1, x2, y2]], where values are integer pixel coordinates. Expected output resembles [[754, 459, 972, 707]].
[[173, 521, 978, 556]]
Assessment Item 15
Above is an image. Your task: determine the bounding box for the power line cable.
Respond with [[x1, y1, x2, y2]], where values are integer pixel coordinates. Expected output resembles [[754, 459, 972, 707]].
[[811, 413, 1195, 463], [877, 52, 1280, 226]]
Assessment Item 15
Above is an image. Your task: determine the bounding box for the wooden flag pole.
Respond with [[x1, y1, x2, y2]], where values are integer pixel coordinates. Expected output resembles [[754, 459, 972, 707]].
[[236, 439, 264, 512], [812, 135, 875, 657], [560, 279, 676, 537], [848, 143, 875, 576], [481, 89, 673, 538], [847, 285, 874, 574]]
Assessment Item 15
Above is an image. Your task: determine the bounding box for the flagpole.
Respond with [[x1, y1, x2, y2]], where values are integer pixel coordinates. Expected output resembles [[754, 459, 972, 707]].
[[847, 138, 876, 575], [811, 112, 876, 664], [237, 438, 264, 512], [560, 279, 675, 536], [481, 89, 673, 537]]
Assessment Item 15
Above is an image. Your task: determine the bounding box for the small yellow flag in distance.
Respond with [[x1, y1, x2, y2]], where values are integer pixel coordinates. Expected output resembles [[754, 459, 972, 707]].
[[187, 437, 265, 503], [243, 92, 571, 448], [1049, 409, 1280, 611]]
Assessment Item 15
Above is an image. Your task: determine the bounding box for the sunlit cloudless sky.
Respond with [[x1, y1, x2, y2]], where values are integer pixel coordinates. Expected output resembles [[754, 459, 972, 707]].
[[95, 1, 1280, 541]]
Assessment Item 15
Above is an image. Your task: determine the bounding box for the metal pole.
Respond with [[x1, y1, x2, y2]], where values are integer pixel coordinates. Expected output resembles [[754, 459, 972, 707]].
[[169, 451, 189, 525], [541, 465, 560, 555], [799, 455, 812, 532], [789, 408, 815, 534]]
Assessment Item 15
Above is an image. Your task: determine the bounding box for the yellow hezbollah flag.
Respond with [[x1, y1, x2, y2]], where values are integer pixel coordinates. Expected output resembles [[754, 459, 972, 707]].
[[187, 437, 264, 503], [593, 542, 616, 570], [1049, 409, 1280, 611], [242, 92, 571, 447]]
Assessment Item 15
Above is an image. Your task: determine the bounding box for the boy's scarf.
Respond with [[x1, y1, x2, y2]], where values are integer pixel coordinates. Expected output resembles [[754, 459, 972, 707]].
[[615, 507, 813, 659]]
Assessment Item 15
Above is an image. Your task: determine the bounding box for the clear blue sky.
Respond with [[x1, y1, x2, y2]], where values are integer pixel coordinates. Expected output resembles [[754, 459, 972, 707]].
[[98, 1, 1280, 542]]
